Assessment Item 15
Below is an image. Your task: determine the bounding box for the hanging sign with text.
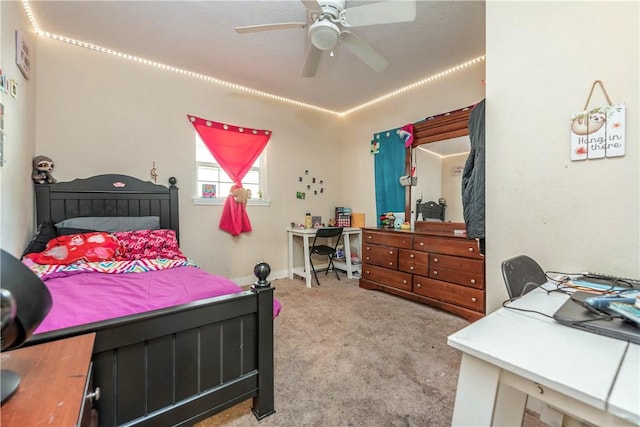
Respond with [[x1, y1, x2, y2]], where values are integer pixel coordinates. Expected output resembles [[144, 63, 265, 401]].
[[570, 104, 625, 161]]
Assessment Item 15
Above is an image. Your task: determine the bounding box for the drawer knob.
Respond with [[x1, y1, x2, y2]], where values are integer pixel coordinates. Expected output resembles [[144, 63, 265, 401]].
[[420, 242, 424, 246], [365, 246, 370, 250], [433, 258, 439, 263], [470, 279, 476, 284], [433, 270, 438, 275], [366, 256, 370, 261], [416, 283, 422, 288], [468, 247, 474, 252], [366, 270, 370, 274], [410, 266, 414, 270], [368, 235, 372, 239], [403, 280, 407, 284], [87, 387, 101, 402], [471, 297, 477, 302], [389, 250, 394, 255], [389, 262, 393, 266], [410, 254, 415, 258]]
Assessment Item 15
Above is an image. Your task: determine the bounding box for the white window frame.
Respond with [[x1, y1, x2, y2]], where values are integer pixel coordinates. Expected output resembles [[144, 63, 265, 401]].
[[193, 134, 269, 206]]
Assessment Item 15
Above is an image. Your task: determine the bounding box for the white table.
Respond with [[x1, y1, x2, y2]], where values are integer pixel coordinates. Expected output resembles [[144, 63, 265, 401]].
[[448, 285, 640, 427], [287, 227, 362, 288]]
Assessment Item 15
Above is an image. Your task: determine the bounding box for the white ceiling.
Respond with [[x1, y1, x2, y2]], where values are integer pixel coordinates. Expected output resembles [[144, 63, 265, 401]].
[[27, 0, 486, 113]]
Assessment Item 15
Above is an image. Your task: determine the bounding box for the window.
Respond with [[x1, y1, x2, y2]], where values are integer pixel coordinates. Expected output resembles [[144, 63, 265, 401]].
[[195, 134, 264, 200]]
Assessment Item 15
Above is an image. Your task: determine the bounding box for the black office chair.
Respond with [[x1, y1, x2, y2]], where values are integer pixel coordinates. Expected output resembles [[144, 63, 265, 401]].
[[309, 227, 344, 286], [501, 255, 547, 299]]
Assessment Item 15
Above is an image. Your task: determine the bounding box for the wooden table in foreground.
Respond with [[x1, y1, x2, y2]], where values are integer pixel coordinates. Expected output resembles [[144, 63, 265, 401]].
[[1, 333, 98, 427]]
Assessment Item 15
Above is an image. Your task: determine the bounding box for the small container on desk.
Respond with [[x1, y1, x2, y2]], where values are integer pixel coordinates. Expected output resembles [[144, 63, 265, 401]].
[[351, 213, 365, 228], [334, 207, 352, 227]]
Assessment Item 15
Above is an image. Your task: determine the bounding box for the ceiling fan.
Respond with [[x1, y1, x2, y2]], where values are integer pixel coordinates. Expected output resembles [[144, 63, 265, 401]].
[[235, 0, 417, 77]]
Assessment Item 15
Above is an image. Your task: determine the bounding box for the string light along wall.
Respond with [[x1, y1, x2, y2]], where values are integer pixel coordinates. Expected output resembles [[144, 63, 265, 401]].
[[22, 0, 485, 118]]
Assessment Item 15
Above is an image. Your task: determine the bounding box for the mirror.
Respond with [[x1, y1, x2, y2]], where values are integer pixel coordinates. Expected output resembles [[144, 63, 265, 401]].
[[412, 136, 470, 223], [405, 105, 472, 227]]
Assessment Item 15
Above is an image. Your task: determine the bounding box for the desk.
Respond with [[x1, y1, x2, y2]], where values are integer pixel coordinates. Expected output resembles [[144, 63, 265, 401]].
[[287, 227, 362, 288], [448, 285, 639, 427]]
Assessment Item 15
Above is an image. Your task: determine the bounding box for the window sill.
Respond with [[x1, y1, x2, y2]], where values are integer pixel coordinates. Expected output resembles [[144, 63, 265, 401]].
[[192, 197, 271, 207]]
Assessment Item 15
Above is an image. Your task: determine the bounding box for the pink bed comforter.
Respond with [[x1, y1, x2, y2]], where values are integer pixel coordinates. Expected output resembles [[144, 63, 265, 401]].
[[34, 265, 281, 334]]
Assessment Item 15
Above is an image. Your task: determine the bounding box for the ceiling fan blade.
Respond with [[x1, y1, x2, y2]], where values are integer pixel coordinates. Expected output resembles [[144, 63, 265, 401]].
[[339, 32, 389, 72], [341, 0, 416, 28], [235, 22, 307, 34], [300, 0, 321, 13], [302, 45, 323, 77]]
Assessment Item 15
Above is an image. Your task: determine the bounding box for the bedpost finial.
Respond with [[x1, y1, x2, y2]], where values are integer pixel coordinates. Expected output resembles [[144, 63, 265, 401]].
[[168, 177, 177, 188], [252, 262, 271, 289]]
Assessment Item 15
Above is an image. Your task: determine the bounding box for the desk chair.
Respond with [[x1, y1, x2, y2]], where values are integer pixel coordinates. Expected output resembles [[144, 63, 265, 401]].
[[309, 227, 344, 286], [501, 255, 547, 299]]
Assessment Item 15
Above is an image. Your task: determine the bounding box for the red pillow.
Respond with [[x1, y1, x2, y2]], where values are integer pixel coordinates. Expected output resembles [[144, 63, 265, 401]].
[[115, 229, 186, 260], [26, 232, 121, 265]]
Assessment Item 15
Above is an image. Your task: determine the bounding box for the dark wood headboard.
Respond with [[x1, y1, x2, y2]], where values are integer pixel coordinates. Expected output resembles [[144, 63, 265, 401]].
[[34, 174, 180, 241], [416, 200, 445, 222]]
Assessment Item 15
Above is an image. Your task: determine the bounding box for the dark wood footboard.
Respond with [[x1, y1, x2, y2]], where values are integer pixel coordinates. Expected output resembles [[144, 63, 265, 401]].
[[27, 286, 275, 426]]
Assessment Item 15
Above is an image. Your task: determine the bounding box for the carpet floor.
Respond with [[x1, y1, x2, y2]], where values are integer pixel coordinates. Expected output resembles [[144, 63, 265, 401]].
[[196, 275, 548, 427]]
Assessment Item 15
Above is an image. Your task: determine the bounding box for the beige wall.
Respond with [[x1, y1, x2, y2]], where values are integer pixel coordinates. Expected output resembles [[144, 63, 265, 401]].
[[20, 25, 485, 283], [31, 34, 485, 284], [413, 148, 443, 219], [0, 1, 38, 258], [485, 1, 639, 311], [441, 153, 467, 223], [412, 149, 467, 223], [33, 38, 344, 283]]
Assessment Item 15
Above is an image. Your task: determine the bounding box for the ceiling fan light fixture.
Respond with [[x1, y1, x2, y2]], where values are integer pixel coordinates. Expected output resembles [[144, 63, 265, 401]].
[[309, 20, 340, 51]]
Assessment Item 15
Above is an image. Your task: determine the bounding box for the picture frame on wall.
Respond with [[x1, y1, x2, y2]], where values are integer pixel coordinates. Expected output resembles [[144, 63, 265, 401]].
[[15, 30, 31, 80], [9, 80, 17, 99]]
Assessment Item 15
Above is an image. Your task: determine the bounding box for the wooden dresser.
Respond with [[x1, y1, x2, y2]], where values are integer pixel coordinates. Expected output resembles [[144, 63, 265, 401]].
[[359, 226, 485, 321]]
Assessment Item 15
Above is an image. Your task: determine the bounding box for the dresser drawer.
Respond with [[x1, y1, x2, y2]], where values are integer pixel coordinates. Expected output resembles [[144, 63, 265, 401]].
[[363, 230, 413, 249], [414, 235, 482, 259], [398, 249, 429, 275], [413, 276, 485, 312], [429, 265, 484, 289], [363, 264, 412, 291], [430, 254, 484, 274], [363, 244, 399, 269]]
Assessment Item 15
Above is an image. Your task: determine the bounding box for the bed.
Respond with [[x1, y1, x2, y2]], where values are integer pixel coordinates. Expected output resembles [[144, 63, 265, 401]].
[[23, 174, 277, 426]]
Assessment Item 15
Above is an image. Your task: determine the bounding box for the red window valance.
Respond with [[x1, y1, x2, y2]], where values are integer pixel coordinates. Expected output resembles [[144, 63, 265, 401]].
[[188, 115, 272, 236]]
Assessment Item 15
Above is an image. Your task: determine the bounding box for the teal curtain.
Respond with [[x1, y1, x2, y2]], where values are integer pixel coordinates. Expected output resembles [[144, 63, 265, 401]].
[[374, 128, 406, 224]]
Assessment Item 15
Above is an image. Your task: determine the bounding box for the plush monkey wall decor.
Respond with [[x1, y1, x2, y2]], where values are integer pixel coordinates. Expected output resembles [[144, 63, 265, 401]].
[[231, 187, 251, 204]]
